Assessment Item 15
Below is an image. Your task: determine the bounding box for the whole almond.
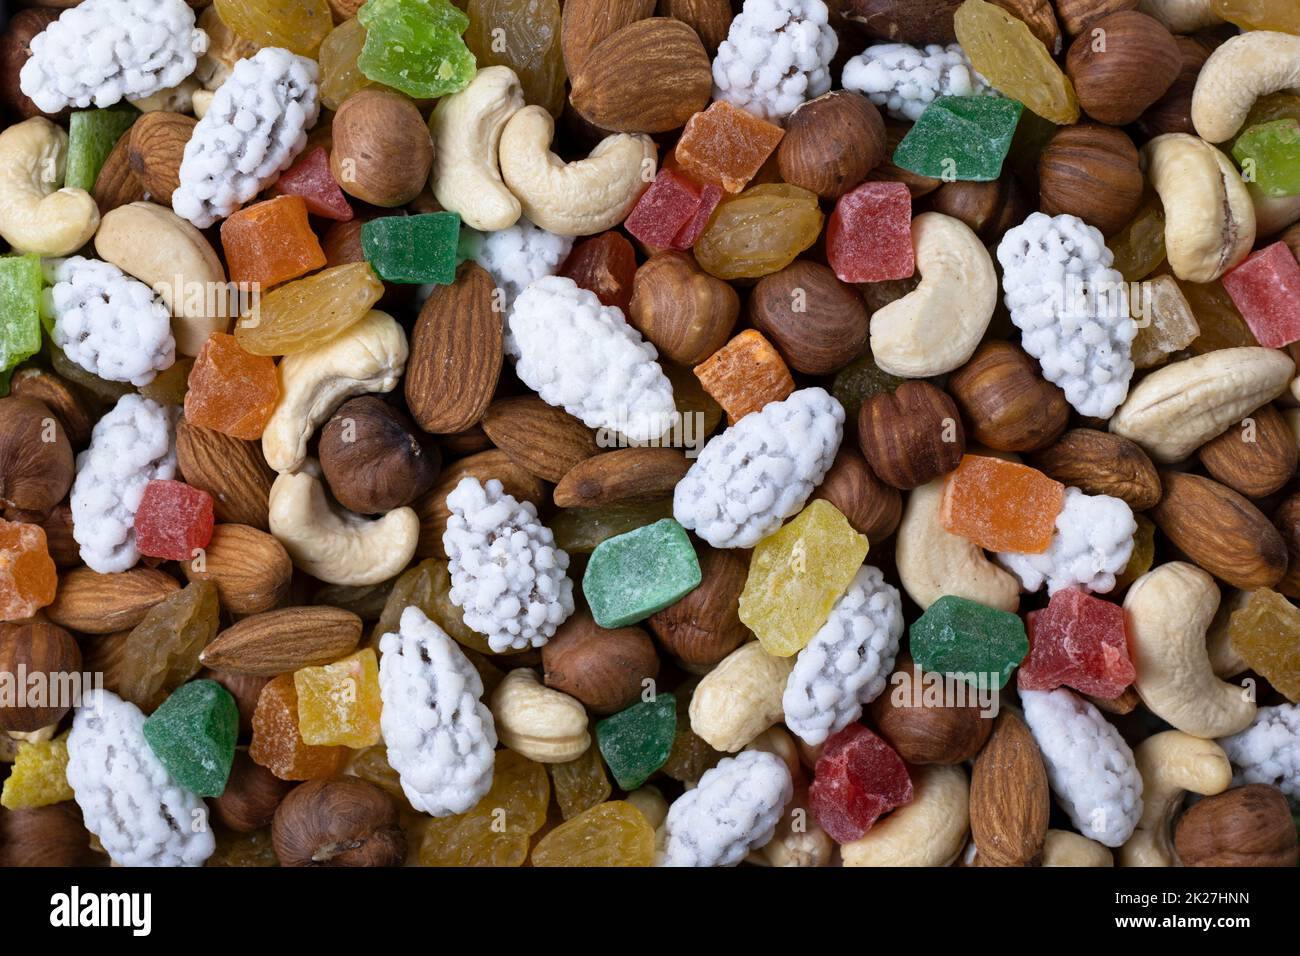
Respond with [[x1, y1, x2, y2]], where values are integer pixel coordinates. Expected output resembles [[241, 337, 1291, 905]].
[[412, 449, 548, 559], [554, 448, 690, 508], [93, 127, 147, 213], [199, 607, 363, 676], [128, 111, 196, 204], [1028, 428, 1162, 510], [569, 18, 712, 134], [542, 610, 660, 714], [183, 524, 293, 615], [481, 396, 600, 483], [648, 545, 749, 666], [627, 251, 739, 367], [176, 418, 276, 530], [405, 262, 502, 434], [811, 445, 902, 542], [1197, 404, 1297, 499], [658, 0, 731, 52], [562, 0, 656, 75], [45, 567, 180, 634], [749, 260, 870, 375], [969, 710, 1050, 867]]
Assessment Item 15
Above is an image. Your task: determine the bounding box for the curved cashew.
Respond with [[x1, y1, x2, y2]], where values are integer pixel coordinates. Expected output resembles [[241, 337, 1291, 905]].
[[94, 201, 230, 356], [1118, 731, 1232, 867], [1141, 134, 1255, 282], [689, 641, 794, 753], [869, 213, 996, 378], [192, 89, 214, 120], [261, 310, 408, 474], [499, 105, 656, 237], [1206, 589, 1251, 679], [1042, 830, 1113, 867], [0, 117, 99, 257], [1109, 347, 1294, 463], [268, 464, 419, 586], [1137, 0, 1221, 33], [429, 65, 524, 231], [1123, 562, 1257, 739], [896, 476, 1020, 613], [841, 764, 969, 867], [1191, 31, 1300, 144], [760, 787, 834, 867], [489, 669, 590, 763]]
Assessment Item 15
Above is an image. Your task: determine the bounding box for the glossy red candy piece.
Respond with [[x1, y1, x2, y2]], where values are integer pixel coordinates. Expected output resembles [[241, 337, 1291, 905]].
[[624, 168, 718, 251], [559, 232, 638, 311], [1018, 588, 1135, 699], [809, 724, 913, 844], [275, 147, 354, 222], [673, 183, 723, 250], [826, 181, 915, 283], [1221, 241, 1300, 348], [134, 479, 215, 562]]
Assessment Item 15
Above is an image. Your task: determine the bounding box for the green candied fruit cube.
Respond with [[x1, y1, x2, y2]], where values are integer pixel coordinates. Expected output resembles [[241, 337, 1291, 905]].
[[596, 692, 676, 791], [361, 212, 462, 284], [583, 519, 702, 628], [0, 254, 44, 380], [892, 95, 1024, 182], [909, 595, 1028, 691], [357, 0, 476, 99], [1232, 119, 1300, 198], [142, 679, 239, 797], [65, 107, 138, 192]]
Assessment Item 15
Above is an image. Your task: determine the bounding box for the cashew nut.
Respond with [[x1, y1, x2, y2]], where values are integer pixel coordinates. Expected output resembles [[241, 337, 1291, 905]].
[[1042, 830, 1113, 867], [194, 5, 258, 92], [1206, 589, 1251, 679], [1122, 562, 1257, 739], [1118, 731, 1232, 867], [689, 641, 794, 753], [0, 117, 99, 257], [1109, 347, 1294, 463], [261, 309, 408, 474], [499, 105, 656, 237], [761, 788, 834, 867], [1141, 134, 1255, 282], [1191, 31, 1300, 144], [268, 464, 419, 586], [192, 89, 214, 119], [627, 786, 669, 830], [429, 65, 524, 231], [841, 764, 970, 867], [489, 668, 590, 763], [869, 212, 997, 378], [896, 476, 1020, 613], [94, 201, 230, 356], [1137, 0, 1221, 33]]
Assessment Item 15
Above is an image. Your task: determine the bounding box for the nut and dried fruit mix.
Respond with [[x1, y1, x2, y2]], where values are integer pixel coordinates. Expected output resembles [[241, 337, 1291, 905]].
[[0, 0, 1298, 872]]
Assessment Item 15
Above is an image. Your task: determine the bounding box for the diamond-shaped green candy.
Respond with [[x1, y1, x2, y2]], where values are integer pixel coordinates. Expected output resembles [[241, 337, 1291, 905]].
[[142, 679, 239, 797], [893, 96, 1023, 182], [361, 212, 461, 284], [583, 519, 702, 628], [596, 692, 676, 791], [357, 0, 476, 99], [1232, 119, 1300, 198], [909, 595, 1028, 691], [0, 254, 43, 388], [65, 107, 137, 192]]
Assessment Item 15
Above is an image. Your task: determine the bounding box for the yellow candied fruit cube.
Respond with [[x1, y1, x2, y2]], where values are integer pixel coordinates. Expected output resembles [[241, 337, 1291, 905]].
[[293, 649, 382, 748], [2, 732, 74, 810]]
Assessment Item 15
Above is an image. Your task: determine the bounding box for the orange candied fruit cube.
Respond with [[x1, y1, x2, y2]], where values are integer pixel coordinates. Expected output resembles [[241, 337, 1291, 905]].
[[183, 332, 279, 440], [220, 195, 327, 289], [675, 101, 785, 193], [940, 455, 1066, 554], [249, 673, 349, 782], [694, 329, 794, 423], [0, 520, 56, 622]]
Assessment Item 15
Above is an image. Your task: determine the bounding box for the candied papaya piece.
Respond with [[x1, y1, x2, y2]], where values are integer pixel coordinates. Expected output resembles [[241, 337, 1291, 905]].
[[293, 649, 383, 748], [1229, 588, 1300, 703], [221, 196, 327, 289], [940, 455, 1065, 554], [693, 184, 823, 281], [694, 330, 794, 424], [0, 520, 57, 622], [233, 262, 383, 356], [531, 801, 656, 867], [184, 333, 279, 440], [249, 673, 350, 781], [134, 479, 215, 562], [1, 733, 74, 809], [357, 0, 476, 99], [675, 101, 785, 194], [274, 148, 353, 222]]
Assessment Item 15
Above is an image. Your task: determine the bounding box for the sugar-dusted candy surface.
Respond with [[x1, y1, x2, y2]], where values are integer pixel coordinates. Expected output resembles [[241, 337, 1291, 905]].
[[940, 454, 1065, 554], [1, 733, 73, 809], [675, 101, 785, 193], [294, 648, 383, 748], [909, 594, 1029, 690], [0, 254, 43, 377], [249, 673, 349, 781], [142, 679, 239, 797], [184, 333, 279, 439], [1221, 242, 1300, 349], [674, 182, 725, 250], [214, 0, 332, 56], [826, 181, 914, 284], [550, 745, 612, 820], [235, 262, 384, 356], [0, 520, 56, 621], [738, 499, 869, 658], [809, 724, 912, 844], [595, 692, 677, 791], [275, 147, 353, 221], [1018, 588, 1135, 698], [221, 195, 326, 289], [892, 96, 1022, 182], [558, 233, 637, 312], [532, 800, 656, 867], [134, 479, 214, 562], [1229, 588, 1300, 703], [358, 0, 476, 99], [65, 107, 137, 193], [362, 213, 462, 285], [419, 748, 549, 866], [1232, 119, 1300, 198], [584, 520, 701, 628], [624, 169, 720, 251], [694, 329, 794, 423], [694, 184, 823, 281], [1131, 274, 1200, 369]]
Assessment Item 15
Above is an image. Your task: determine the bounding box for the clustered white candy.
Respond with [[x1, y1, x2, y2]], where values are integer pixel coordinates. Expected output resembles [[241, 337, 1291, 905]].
[[997, 486, 1137, 596], [464, 217, 573, 322], [1220, 704, 1299, 806], [841, 42, 994, 121], [712, 0, 838, 123]]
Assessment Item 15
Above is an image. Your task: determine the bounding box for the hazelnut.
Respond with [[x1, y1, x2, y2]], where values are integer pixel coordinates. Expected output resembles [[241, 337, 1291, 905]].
[[627, 251, 739, 366], [9, 368, 94, 448], [858, 381, 966, 490], [542, 610, 661, 714], [648, 545, 748, 667], [927, 173, 1033, 243], [748, 260, 870, 375], [0, 621, 83, 732], [811, 445, 902, 542], [0, 803, 98, 867], [1174, 784, 1299, 867], [39, 503, 79, 569], [1065, 11, 1181, 126], [1053, 0, 1136, 36], [199, 667, 268, 739], [1136, 36, 1214, 140], [0, 396, 74, 522], [213, 750, 294, 832], [948, 340, 1070, 452], [0, 9, 66, 120], [867, 654, 992, 764], [777, 91, 886, 200], [319, 397, 440, 514], [272, 777, 406, 867], [1197, 403, 1297, 499], [330, 89, 434, 207], [1028, 428, 1162, 511], [1038, 124, 1143, 236]]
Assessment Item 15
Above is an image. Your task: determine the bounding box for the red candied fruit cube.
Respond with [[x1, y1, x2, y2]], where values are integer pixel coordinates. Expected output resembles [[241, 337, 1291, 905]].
[[673, 183, 723, 250], [826, 181, 915, 283], [559, 232, 638, 311], [1221, 241, 1300, 348], [134, 479, 215, 562], [1018, 588, 1135, 699], [809, 724, 913, 844], [274, 147, 354, 222], [624, 168, 720, 251]]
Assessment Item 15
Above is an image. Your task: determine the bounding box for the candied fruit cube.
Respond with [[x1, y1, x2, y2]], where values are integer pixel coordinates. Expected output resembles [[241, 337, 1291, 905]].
[[134, 479, 215, 562], [892, 96, 1022, 182], [1221, 242, 1300, 349], [583, 521, 701, 629], [940, 454, 1065, 554], [235, 262, 384, 356], [1229, 588, 1300, 703], [361, 213, 461, 284], [357, 0, 476, 100], [909, 595, 1028, 690], [673, 183, 724, 250], [694, 329, 794, 424], [249, 673, 349, 781], [1018, 588, 1135, 698], [595, 693, 677, 791], [184, 333, 279, 440], [558, 233, 637, 311], [1, 733, 74, 809], [1232, 119, 1300, 198], [220, 195, 327, 289], [827, 181, 915, 284], [293, 649, 383, 748], [66, 108, 138, 193], [738, 500, 870, 658], [675, 101, 785, 194], [0, 254, 43, 378], [624, 169, 722, 251], [142, 679, 239, 797], [274, 147, 353, 221], [0, 520, 56, 621], [809, 724, 912, 844], [1132, 274, 1200, 369]]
